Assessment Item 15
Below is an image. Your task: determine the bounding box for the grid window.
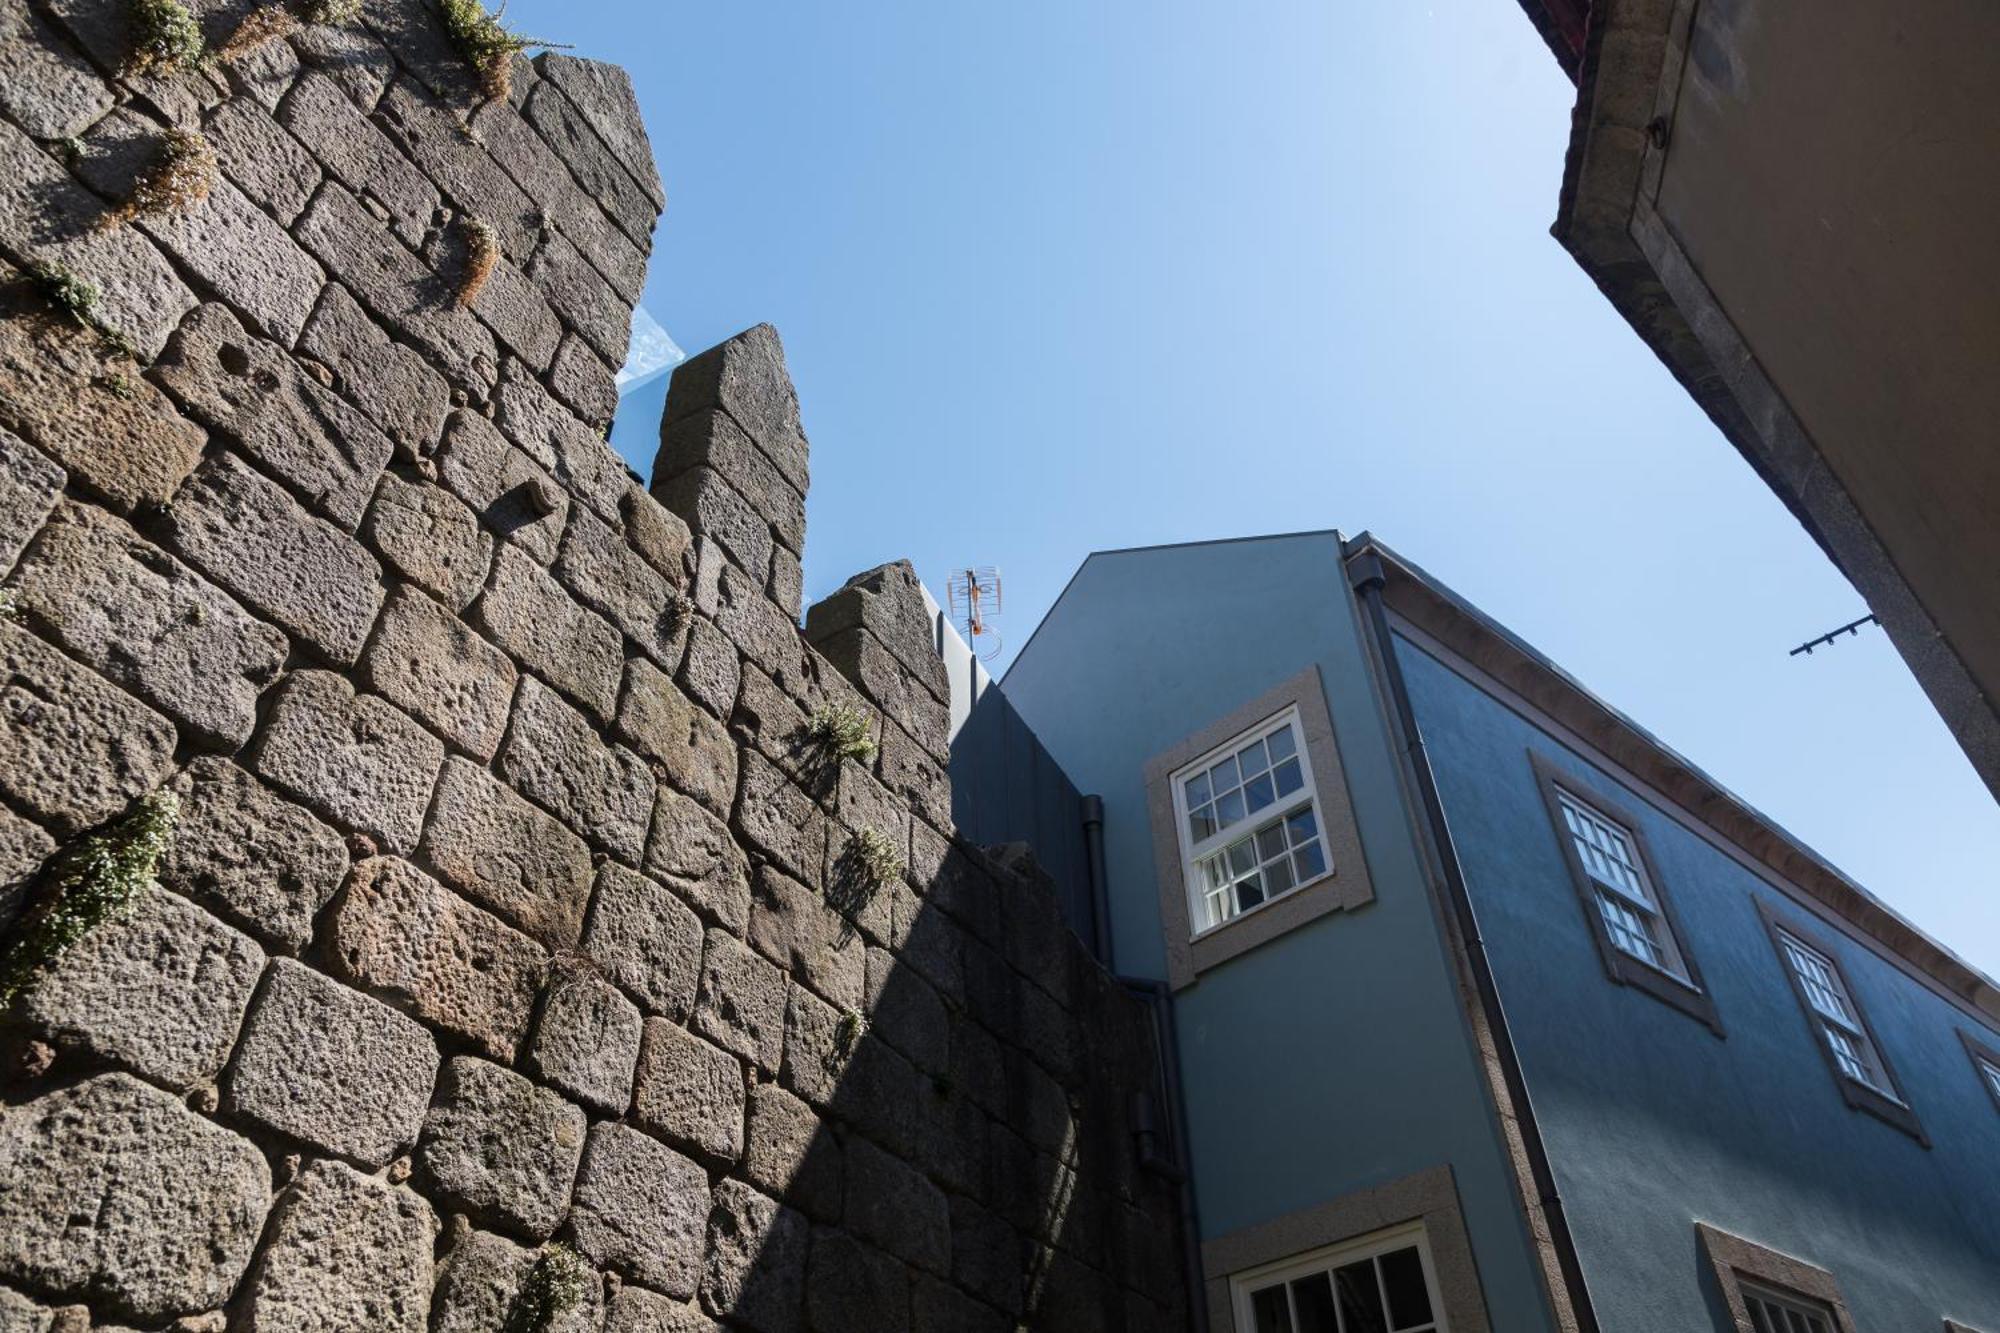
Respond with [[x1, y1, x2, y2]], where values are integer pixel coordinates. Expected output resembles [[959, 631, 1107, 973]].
[[1553, 788, 1691, 983], [1238, 1236, 1445, 1333], [1742, 1283, 1836, 1333], [1175, 710, 1327, 934], [1776, 929, 1899, 1100], [1983, 1057, 2000, 1103]]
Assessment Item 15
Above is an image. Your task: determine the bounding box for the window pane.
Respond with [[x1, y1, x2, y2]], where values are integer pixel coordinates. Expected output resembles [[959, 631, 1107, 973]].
[[1378, 1247, 1434, 1330], [1272, 757, 1304, 797], [1216, 788, 1247, 828], [1746, 1300, 1778, 1333], [1294, 842, 1328, 882], [1244, 773, 1276, 814], [1334, 1259, 1389, 1333], [1188, 805, 1216, 843], [1250, 1284, 1294, 1333], [1210, 756, 1240, 793], [1265, 856, 1295, 895], [1286, 808, 1319, 844], [1228, 839, 1257, 875], [1268, 724, 1297, 761], [1595, 889, 1665, 968], [1184, 772, 1210, 809], [1257, 824, 1288, 862], [1290, 1274, 1338, 1333], [1239, 740, 1270, 777], [1236, 874, 1265, 911]]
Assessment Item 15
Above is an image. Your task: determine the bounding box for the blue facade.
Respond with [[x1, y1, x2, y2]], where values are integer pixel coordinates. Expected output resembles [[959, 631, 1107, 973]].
[[1003, 533, 1557, 1330], [1004, 529, 2000, 1333], [1399, 634, 2000, 1331]]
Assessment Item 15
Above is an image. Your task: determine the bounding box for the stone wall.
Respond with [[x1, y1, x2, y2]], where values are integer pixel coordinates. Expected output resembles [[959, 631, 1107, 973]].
[[0, 2, 1187, 1329]]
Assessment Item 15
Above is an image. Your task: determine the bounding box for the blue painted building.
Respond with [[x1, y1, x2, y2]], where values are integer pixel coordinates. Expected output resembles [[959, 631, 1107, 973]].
[[1002, 530, 2000, 1333]]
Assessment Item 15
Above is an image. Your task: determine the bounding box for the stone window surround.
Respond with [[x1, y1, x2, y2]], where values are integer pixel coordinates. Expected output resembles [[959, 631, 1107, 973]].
[[1529, 749, 1725, 1036], [1757, 899, 1929, 1146], [1199, 1164, 1491, 1333], [1696, 1222, 1859, 1333], [1144, 664, 1373, 993], [1955, 1027, 2000, 1116]]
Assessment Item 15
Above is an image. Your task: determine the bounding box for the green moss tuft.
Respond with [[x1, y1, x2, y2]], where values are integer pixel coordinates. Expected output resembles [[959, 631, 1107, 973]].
[[0, 789, 180, 1009], [438, 0, 569, 102], [806, 702, 877, 764], [503, 1243, 593, 1333], [852, 826, 904, 889], [125, 0, 205, 76], [834, 1008, 866, 1058], [298, 0, 362, 24], [215, 3, 299, 61], [105, 128, 217, 229], [28, 260, 101, 326]]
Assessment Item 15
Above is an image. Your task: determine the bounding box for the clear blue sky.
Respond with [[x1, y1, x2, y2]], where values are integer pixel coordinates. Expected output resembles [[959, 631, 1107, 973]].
[[514, 0, 2000, 976]]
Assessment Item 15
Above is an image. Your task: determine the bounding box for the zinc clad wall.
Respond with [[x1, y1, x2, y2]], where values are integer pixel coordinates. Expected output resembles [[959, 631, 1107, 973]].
[[1002, 534, 1555, 1329], [1396, 635, 2000, 1331]]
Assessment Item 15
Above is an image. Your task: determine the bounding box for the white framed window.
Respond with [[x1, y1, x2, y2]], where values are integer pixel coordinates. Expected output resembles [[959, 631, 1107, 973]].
[[1551, 786, 1692, 984], [1775, 928, 1898, 1100], [1742, 1282, 1838, 1333], [1232, 1223, 1448, 1333], [1171, 707, 1329, 935], [1980, 1055, 2000, 1104]]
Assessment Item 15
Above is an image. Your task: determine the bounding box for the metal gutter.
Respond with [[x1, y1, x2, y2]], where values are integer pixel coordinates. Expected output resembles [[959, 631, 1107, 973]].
[[1346, 543, 1602, 1333]]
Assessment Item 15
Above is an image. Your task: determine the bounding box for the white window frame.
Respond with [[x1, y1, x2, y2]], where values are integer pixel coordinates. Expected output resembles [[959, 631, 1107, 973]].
[[1229, 1221, 1449, 1333], [1775, 927, 1901, 1102], [1170, 705, 1330, 938], [1742, 1281, 1839, 1333], [1551, 785, 1693, 985]]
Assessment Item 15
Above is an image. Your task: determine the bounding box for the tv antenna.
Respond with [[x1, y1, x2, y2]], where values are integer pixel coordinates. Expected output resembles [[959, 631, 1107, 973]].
[[947, 567, 1004, 663]]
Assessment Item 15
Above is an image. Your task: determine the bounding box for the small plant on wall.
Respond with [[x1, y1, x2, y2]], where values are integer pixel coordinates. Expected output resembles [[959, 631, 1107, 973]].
[[124, 0, 204, 75], [453, 216, 499, 307], [502, 1243, 592, 1333], [806, 701, 877, 764], [0, 790, 179, 1009], [214, 4, 300, 62], [298, 0, 362, 23], [438, 0, 569, 101], [102, 128, 217, 230]]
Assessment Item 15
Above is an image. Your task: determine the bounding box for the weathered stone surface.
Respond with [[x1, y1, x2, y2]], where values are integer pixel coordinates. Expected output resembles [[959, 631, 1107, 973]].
[[811, 626, 949, 766], [743, 1083, 841, 1224], [0, 622, 177, 835], [618, 657, 733, 814], [529, 229, 631, 365], [779, 981, 853, 1110], [76, 109, 323, 345], [9, 502, 286, 748], [700, 1180, 806, 1333], [662, 325, 808, 495], [633, 1018, 745, 1164], [0, 805, 54, 937], [0, 1285, 53, 1333], [0, 270, 203, 513], [582, 860, 703, 1019], [375, 78, 538, 259], [417, 1056, 587, 1240], [431, 1229, 603, 1333], [359, 585, 517, 758], [521, 78, 659, 247], [646, 785, 753, 935], [883, 725, 955, 850], [361, 472, 492, 609], [533, 54, 665, 209], [440, 409, 569, 563], [421, 756, 593, 949], [226, 958, 438, 1167], [291, 18, 396, 110], [0, 1, 111, 139], [950, 1196, 1025, 1316], [242, 1160, 433, 1333], [163, 452, 384, 667], [558, 507, 685, 667], [524, 963, 642, 1115], [622, 485, 694, 584], [299, 283, 451, 462], [438, 232, 558, 371], [807, 1228, 910, 1333], [569, 1123, 709, 1300], [694, 927, 787, 1074], [605, 1285, 719, 1333], [206, 97, 320, 225], [750, 865, 865, 1012], [678, 616, 741, 722], [730, 661, 831, 793], [250, 671, 443, 853], [155, 302, 393, 527], [295, 180, 498, 394], [327, 856, 547, 1061], [0, 123, 197, 360], [0, 428, 62, 574], [735, 749, 827, 894], [656, 409, 805, 557], [844, 1137, 949, 1276], [862, 945, 947, 1075], [354, 0, 481, 104], [17, 887, 262, 1090], [911, 1273, 1008, 1333], [219, 23, 299, 112], [651, 469, 770, 587], [551, 333, 620, 427], [477, 543, 625, 723], [279, 70, 437, 245], [158, 752, 342, 948], [768, 545, 803, 621], [499, 676, 655, 862], [711, 562, 816, 705], [802, 561, 944, 701], [496, 362, 629, 521], [0, 1075, 269, 1322]]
